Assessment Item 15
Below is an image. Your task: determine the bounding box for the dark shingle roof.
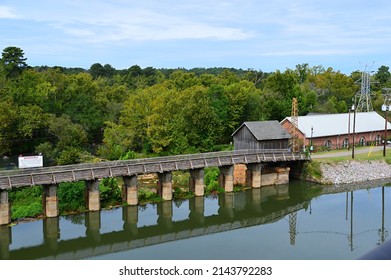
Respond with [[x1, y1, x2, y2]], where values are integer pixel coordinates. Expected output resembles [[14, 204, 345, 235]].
[[232, 121, 291, 140]]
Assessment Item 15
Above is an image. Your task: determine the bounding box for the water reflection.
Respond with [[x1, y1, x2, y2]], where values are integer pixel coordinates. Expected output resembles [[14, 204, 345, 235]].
[[1, 181, 390, 260]]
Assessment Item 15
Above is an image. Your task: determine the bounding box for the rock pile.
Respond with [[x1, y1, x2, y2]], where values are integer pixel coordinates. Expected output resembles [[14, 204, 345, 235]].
[[320, 160, 391, 184]]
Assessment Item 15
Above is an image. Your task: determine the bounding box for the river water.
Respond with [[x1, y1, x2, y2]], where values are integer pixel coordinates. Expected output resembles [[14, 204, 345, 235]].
[[1, 180, 390, 260]]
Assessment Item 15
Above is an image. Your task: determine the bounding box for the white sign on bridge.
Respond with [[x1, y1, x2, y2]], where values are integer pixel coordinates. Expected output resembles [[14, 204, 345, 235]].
[[18, 155, 43, 169]]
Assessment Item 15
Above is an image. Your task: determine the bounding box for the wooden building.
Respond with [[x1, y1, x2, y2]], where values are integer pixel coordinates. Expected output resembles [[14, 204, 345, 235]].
[[232, 121, 291, 150]]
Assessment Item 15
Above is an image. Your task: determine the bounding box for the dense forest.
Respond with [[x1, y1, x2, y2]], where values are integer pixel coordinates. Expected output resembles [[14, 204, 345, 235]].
[[1, 46, 391, 165]]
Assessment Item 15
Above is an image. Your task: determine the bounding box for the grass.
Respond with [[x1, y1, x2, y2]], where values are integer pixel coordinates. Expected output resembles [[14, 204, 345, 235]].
[[313, 148, 391, 163]]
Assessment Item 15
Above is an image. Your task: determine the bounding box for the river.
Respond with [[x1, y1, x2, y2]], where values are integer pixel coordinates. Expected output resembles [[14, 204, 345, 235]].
[[1, 180, 390, 260]]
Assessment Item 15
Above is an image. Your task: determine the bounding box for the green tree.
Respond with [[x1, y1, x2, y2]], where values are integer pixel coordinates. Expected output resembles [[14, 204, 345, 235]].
[[0, 99, 17, 155], [61, 73, 105, 140], [374, 65, 391, 89], [98, 121, 134, 160], [89, 63, 106, 79], [120, 85, 159, 152], [261, 69, 301, 120], [307, 68, 356, 113], [47, 114, 88, 150], [1, 46, 28, 78]]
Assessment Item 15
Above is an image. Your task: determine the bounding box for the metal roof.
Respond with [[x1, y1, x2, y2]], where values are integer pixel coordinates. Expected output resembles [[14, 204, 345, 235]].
[[281, 111, 391, 138], [232, 120, 291, 140]]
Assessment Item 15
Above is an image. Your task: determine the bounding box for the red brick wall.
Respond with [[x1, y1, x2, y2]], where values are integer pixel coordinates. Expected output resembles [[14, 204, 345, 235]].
[[307, 131, 384, 150], [281, 119, 387, 150]]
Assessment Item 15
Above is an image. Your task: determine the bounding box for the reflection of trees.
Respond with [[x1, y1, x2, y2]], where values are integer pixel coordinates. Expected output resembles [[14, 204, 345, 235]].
[[62, 213, 85, 225]]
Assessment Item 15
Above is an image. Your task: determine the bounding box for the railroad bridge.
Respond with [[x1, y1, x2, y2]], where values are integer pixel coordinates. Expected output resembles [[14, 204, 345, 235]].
[[0, 149, 309, 225]]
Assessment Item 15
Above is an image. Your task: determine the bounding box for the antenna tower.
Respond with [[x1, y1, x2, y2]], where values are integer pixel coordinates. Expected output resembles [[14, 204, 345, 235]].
[[289, 98, 300, 152], [356, 65, 373, 112]]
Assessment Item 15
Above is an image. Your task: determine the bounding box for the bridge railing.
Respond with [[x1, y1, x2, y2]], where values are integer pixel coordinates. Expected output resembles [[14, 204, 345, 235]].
[[0, 149, 308, 189], [0, 149, 295, 176]]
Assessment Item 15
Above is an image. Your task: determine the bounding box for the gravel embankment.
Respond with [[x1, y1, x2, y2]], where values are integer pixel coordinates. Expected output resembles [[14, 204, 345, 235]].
[[320, 160, 391, 184]]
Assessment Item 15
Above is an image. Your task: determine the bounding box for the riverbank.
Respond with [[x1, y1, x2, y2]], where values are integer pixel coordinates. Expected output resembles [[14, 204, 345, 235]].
[[310, 160, 391, 185]]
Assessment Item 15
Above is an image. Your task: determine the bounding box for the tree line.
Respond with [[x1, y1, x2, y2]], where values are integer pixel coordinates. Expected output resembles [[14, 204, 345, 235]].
[[1, 46, 391, 165]]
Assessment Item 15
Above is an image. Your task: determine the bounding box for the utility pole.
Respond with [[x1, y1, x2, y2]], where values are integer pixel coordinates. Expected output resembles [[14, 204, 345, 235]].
[[382, 88, 391, 157], [351, 98, 357, 159]]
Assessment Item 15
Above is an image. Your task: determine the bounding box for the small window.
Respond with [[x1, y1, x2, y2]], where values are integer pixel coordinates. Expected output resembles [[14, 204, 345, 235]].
[[375, 135, 381, 145], [324, 140, 332, 149], [342, 138, 349, 148], [359, 137, 366, 146]]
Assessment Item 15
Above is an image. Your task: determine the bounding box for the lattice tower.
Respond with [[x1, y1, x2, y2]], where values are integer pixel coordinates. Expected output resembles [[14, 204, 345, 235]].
[[289, 98, 300, 152], [289, 212, 297, 245], [356, 67, 373, 112]]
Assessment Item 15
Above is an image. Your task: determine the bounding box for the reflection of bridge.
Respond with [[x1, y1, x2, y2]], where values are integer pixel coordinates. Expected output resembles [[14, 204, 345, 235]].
[[0, 149, 308, 225], [0, 185, 309, 260]]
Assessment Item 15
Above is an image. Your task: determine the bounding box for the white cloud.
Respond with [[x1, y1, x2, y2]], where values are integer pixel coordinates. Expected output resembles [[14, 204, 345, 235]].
[[6, 1, 253, 42], [2, 0, 391, 71], [0, 6, 20, 19]]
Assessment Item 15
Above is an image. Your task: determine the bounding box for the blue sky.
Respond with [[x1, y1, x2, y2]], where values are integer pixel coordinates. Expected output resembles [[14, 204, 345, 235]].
[[1, 0, 390, 73]]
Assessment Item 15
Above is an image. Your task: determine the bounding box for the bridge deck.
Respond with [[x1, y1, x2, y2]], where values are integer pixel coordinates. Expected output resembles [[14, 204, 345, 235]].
[[0, 149, 309, 189]]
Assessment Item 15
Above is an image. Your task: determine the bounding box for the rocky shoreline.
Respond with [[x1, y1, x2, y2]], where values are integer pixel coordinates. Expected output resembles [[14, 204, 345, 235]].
[[319, 160, 391, 185]]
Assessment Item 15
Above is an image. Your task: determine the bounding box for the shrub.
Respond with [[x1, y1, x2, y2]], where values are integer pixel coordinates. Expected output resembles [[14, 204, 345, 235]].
[[57, 147, 83, 165], [204, 167, 225, 194], [302, 161, 322, 180], [138, 188, 163, 204], [58, 181, 86, 213], [9, 186, 43, 219], [99, 178, 122, 208]]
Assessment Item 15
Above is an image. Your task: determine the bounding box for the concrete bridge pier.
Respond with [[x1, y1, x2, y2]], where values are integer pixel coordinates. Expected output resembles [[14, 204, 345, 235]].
[[43, 217, 60, 251], [246, 163, 263, 188], [157, 201, 173, 229], [275, 184, 290, 200], [86, 180, 100, 211], [43, 184, 59, 218], [219, 165, 234, 192], [189, 168, 205, 196], [157, 172, 173, 200], [122, 205, 139, 235], [122, 175, 138, 205], [250, 188, 262, 213], [85, 211, 101, 243], [0, 226, 11, 260], [189, 196, 205, 224], [218, 193, 235, 219], [0, 190, 10, 226]]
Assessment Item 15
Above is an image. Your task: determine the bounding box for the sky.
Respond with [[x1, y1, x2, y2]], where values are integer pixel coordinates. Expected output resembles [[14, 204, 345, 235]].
[[1, 0, 391, 74]]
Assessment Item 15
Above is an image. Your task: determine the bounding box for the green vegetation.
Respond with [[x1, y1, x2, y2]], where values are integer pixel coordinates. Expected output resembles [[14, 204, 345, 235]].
[[9, 186, 43, 220], [302, 161, 322, 181], [313, 148, 391, 163], [58, 181, 86, 213], [138, 188, 163, 204], [99, 178, 122, 208], [2, 46, 391, 164], [204, 167, 225, 194]]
